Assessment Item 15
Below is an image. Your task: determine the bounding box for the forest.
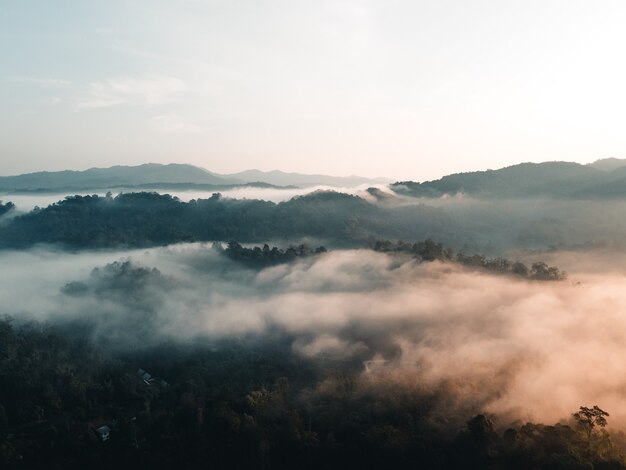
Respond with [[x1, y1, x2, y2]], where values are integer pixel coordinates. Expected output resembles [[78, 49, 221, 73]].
[[223, 242, 328, 267], [0, 190, 618, 470], [0, 201, 14, 217], [372, 239, 565, 280], [1, 318, 624, 470], [0, 192, 386, 249], [4, 189, 626, 255]]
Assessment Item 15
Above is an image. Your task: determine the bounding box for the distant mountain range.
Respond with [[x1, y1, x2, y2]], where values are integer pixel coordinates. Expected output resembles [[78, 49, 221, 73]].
[[0, 164, 391, 192], [225, 169, 392, 188], [392, 158, 626, 199], [4, 159, 626, 199], [0, 164, 238, 192]]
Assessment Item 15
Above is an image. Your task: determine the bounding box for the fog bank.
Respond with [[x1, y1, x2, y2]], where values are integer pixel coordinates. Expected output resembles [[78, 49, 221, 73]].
[[2, 245, 626, 428], [2, 184, 393, 213]]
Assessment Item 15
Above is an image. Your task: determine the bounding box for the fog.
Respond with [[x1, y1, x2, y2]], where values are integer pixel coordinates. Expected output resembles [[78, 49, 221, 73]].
[[384, 195, 626, 254], [3, 244, 626, 430], [1, 193, 110, 213], [1, 184, 393, 213], [8, 189, 626, 258]]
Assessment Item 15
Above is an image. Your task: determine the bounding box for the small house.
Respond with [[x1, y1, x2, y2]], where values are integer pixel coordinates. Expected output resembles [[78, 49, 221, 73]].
[[138, 368, 154, 385], [96, 425, 111, 442]]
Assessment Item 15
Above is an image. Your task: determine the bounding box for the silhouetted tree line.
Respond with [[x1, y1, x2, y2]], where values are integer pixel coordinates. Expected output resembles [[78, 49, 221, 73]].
[[1, 319, 622, 469], [0, 201, 14, 217], [374, 239, 566, 280], [0, 192, 451, 249], [223, 242, 327, 267]]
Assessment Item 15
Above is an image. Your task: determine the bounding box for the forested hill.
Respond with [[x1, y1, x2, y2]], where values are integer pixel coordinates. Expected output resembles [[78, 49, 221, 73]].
[[392, 161, 626, 199], [0, 192, 451, 249]]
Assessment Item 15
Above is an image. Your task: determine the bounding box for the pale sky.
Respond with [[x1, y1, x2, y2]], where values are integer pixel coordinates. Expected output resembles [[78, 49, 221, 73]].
[[2, 0, 626, 181]]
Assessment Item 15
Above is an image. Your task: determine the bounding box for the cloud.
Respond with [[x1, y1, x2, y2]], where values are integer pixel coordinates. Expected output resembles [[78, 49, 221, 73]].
[[4, 245, 626, 429], [78, 76, 187, 108]]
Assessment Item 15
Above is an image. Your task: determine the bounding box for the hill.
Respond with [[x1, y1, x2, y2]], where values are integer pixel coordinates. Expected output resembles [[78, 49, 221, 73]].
[[391, 161, 626, 199], [0, 191, 449, 249], [0, 163, 243, 191], [587, 157, 626, 172], [226, 169, 393, 188], [0, 164, 392, 192]]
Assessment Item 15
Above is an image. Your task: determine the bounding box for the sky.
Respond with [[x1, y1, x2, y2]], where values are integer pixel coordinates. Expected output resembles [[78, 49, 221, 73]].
[[1, 0, 626, 181]]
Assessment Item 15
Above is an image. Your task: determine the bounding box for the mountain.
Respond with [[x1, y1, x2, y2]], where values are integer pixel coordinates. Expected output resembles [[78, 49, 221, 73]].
[[225, 169, 393, 188], [0, 164, 391, 192], [0, 163, 244, 192], [587, 158, 626, 172], [391, 161, 626, 199]]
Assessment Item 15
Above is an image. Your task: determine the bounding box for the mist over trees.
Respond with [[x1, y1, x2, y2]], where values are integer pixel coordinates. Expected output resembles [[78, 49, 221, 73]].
[[0, 201, 14, 217], [2, 318, 625, 469], [223, 242, 327, 267], [391, 161, 626, 199], [0, 172, 622, 469], [373, 239, 565, 280], [4, 189, 626, 254], [0, 191, 446, 250], [0, 229, 619, 468]]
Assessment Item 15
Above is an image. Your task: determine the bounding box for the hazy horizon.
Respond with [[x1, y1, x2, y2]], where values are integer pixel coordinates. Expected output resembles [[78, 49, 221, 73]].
[[0, 156, 621, 181], [3, 0, 626, 180]]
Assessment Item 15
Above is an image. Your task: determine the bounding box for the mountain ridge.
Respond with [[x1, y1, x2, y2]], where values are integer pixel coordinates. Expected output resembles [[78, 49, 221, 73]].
[[0, 163, 391, 191], [226, 169, 393, 187], [391, 160, 626, 199]]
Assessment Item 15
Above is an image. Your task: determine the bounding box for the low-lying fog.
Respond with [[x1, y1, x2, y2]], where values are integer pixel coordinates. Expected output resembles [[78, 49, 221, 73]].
[[7, 189, 626, 257], [1, 184, 391, 212], [2, 244, 626, 429]]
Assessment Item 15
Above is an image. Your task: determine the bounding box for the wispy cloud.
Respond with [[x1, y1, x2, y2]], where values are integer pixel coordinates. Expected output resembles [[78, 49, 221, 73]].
[[149, 114, 203, 134], [7, 77, 72, 88], [78, 76, 187, 108]]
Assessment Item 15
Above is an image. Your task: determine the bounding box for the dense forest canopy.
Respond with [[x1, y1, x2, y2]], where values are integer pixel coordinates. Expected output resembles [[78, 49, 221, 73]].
[[4, 190, 626, 254], [391, 161, 626, 199], [1, 318, 624, 469], [373, 239, 565, 280], [0, 201, 15, 217], [0, 182, 619, 469], [0, 191, 416, 249]]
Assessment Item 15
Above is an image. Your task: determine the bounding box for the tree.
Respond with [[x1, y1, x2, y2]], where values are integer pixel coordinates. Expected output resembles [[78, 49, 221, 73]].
[[530, 261, 563, 281], [511, 261, 529, 277], [573, 405, 609, 453], [0, 201, 15, 217]]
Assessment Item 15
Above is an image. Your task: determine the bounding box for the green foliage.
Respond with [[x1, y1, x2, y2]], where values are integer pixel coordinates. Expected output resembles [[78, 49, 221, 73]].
[[0, 318, 623, 469], [573, 405, 613, 458], [0, 201, 14, 217], [391, 161, 626, 199], [0, 192, 386, 249], [373, 239, 566, 281], [373, 238, 453, 261], [574, 405, 609, 434], [223, 242, 327, 267], [0, 189, 472, 253]]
